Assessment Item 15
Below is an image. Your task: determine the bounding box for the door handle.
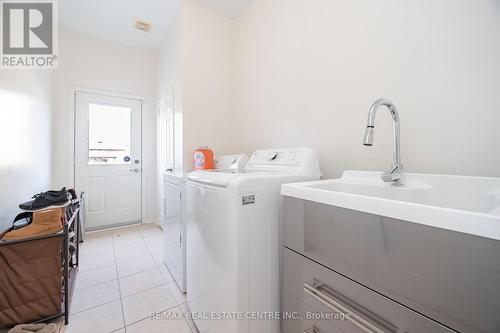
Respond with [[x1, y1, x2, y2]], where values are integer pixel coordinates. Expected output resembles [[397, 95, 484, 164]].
[[129, 168, 140, 173]]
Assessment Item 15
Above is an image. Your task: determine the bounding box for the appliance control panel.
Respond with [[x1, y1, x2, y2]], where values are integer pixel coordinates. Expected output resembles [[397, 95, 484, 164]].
[[214, 154, 249, 170], [245, 148, 318, 172], [249, 149, 300, 165]]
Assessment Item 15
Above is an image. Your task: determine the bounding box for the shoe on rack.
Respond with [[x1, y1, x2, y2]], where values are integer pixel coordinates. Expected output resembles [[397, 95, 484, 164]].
[[3, 207, 64, 241], [68, 188, 78, 200], [19, 187, 70, 211], [11, 212, 32, 230]]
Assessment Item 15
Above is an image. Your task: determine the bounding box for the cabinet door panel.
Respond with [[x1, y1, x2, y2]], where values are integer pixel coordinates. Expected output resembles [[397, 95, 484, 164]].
[[284, 248, 454, 333], [283, 197, 500, 333]]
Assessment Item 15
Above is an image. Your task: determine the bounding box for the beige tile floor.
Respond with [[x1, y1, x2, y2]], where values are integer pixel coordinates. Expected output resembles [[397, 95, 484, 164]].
[[52, 224, 195, 333]]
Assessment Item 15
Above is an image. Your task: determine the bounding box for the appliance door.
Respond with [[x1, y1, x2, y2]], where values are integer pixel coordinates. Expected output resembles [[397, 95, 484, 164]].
[[162, 181, 181, 246], [186, 182, 239, 333], [162, 180, 184, 292], [283, 197, 500, 333]]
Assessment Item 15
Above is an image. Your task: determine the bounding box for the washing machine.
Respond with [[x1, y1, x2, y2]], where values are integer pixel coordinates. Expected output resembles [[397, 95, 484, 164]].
[[185, 147, 322, 333], [161, 154, 248, 293]]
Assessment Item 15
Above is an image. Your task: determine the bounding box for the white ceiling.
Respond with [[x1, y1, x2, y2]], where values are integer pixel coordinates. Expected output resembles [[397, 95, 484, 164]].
[[60, 0, 179, 51], [60, 0, 252, 51], [191, 0, 253, 19]]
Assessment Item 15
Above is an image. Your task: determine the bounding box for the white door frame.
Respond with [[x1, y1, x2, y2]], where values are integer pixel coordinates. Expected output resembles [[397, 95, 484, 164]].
[[68, 86, 146, 225]]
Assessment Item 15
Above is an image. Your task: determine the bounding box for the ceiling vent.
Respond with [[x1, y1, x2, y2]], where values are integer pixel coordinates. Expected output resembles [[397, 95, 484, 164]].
[[135, 19, 152, 32]]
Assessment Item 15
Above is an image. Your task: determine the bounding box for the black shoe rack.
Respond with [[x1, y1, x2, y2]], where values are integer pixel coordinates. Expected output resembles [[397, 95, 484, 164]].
[[0, 195, 83, 328]]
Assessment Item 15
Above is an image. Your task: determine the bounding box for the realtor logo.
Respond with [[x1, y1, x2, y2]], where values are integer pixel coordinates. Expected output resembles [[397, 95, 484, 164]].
[[1, 0, 58, 68]]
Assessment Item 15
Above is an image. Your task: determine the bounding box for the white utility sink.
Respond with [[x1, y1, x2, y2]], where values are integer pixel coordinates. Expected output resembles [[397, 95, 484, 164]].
[[281, 170, 500, 240]]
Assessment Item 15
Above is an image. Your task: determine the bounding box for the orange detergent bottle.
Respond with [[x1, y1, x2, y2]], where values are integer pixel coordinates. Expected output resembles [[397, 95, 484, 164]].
[[193, 148, 215, 170]]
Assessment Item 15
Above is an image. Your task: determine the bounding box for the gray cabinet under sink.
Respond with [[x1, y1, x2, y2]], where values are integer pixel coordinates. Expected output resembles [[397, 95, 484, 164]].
[[281, 197, 500, 333]]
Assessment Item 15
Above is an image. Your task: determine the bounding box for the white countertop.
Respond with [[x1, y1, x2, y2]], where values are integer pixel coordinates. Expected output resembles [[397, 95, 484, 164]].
[[282, 170, 500, 241]]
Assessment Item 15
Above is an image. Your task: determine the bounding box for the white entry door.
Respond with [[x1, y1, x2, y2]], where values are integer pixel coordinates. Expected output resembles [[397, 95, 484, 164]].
[[75, 92, 142, 230]]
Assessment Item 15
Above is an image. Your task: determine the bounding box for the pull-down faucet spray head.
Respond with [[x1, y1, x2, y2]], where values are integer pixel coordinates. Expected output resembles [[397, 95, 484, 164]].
[[363, 126, 374, 146]]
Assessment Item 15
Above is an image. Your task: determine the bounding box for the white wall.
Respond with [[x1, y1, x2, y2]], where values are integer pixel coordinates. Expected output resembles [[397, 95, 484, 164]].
[[236, 0, 500, 178], [156, 6, 184, 172], [156, 0, 238, 171], [0, 71, 53, 232], [181, 0, 238, 169], [154, 1, 237, 224], [52, 29, 158, 223]]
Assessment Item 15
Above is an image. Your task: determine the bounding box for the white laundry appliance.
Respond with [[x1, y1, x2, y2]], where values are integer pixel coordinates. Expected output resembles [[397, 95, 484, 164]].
[[186, 147, 322, 333], [161, 154, 248, 293]]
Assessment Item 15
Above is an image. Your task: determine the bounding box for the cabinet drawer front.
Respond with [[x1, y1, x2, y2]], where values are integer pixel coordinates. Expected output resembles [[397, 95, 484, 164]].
[[284, 289, 344, 333], [283, 197, 500, 333], [283, 248, 454, 333]]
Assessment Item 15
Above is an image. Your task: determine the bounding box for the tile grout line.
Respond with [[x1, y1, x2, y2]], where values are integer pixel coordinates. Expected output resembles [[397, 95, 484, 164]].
[[78, 225, 187, 332], [124, 302, 185, 329], [78, 260, 157, 291], [76, 256, 168, 292], [81, 243, 147, 255], [136, 228, 176, 286], [74, 276, 117, 292], [117, 226, 151, 331], [70, 281, 176, 316], [121, 281, 180, 303], [78, 263, 116, 274], [71, 297, 120, 316], [111, 225, 164, 331], [138, 228, 164, 273], [111, 232, 128, 333], [137, 225, 195, 332]]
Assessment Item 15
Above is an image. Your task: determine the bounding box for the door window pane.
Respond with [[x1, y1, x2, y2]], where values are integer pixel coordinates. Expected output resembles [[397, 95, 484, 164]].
[[88, 103, 131, 164]]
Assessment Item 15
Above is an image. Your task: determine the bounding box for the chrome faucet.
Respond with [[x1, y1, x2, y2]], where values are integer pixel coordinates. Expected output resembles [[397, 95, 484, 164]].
[[363, 98, 402, 183]]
